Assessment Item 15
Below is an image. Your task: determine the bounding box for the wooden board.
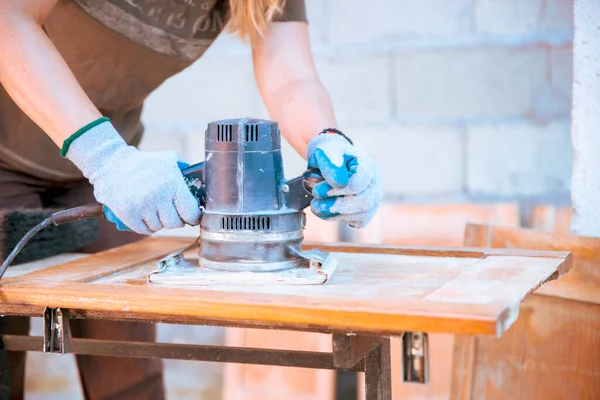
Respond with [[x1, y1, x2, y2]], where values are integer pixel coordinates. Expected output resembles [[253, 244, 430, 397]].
[[355, 202, 521, 400], [0, 237, 571, 336], [3, 253, 87, 279], [452, 295, 600, 400], [464, 223, 600, 304], [451, 223, 600, 400]]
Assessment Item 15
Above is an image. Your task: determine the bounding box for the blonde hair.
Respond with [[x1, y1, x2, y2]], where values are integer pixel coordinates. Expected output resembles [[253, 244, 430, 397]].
[[227, 0, 286, 43]]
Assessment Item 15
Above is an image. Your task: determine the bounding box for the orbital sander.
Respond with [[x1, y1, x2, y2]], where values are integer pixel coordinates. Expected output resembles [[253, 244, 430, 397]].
[[0, 118, 337, 286]]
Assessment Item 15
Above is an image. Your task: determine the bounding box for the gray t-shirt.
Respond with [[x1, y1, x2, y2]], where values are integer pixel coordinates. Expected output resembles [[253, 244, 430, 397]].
[[0, 0, 307, 181]]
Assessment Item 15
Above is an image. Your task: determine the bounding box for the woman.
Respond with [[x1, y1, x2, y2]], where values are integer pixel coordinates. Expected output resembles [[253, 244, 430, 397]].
[[0, 0, 381, 399]]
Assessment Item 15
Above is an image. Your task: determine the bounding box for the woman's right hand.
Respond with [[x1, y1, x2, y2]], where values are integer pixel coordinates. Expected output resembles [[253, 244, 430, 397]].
[[64, 119, 202, 235]]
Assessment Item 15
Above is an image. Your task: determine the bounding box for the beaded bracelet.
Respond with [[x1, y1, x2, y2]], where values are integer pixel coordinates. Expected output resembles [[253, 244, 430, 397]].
[[319, 128, 353, 145]]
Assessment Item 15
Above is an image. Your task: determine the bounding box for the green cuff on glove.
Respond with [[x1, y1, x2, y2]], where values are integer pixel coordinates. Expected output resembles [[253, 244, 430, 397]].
[[60, 116, 111, 157]]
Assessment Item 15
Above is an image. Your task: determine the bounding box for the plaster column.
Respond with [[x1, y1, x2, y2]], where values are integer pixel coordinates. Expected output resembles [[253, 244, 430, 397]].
[[571, 0, 600, 236]]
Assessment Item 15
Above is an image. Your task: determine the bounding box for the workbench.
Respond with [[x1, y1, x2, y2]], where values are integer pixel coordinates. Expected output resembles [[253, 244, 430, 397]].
[[0, 237, 572, 399]]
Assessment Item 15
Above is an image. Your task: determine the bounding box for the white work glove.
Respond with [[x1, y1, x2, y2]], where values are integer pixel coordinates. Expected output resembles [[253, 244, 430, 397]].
[[64, 120, 202, 235], [306, 132, 382, 228]]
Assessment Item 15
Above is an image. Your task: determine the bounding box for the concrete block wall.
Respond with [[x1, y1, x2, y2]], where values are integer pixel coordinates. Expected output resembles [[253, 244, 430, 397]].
[[140, 0, 575, 207]]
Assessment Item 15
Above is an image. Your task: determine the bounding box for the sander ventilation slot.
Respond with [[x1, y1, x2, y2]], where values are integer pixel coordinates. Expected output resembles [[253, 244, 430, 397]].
[[245, 124, 259, 141], [216, 124, 233, 141], [220, 215, 271, 231]]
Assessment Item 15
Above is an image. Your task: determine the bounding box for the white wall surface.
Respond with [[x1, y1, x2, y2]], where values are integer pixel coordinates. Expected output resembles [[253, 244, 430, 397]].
[[140, 0, 574, 206]]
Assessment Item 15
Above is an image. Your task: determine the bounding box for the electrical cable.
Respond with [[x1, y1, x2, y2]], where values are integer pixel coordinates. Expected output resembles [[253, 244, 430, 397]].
[[0, 203, 104, 283]]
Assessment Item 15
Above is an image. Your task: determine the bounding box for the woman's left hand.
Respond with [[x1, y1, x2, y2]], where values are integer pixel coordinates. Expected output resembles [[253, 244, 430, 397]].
[[306, 133, 382, 228]]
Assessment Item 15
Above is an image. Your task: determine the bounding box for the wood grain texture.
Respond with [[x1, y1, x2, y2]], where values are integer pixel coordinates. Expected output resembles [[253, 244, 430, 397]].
[[2, 253, 86, 279], [306, 241, 571, 261], [451, 295, 600, 400], [452, 223, 600, 400], [464, 223, 600, 304], [0, 237, 570, 336], [2, 335, 357, 370], [354, 202, 520, 400]]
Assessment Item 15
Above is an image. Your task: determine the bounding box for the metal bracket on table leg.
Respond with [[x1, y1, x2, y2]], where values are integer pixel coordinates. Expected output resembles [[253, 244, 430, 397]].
[[43, 308, 70, 354], [402, 331, 429, 384]]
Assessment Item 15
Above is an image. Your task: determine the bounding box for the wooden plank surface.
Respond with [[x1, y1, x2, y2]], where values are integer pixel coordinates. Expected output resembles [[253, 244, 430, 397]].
[[3, 253, 87, 279], [354, 202, 521, 400], [464, 223, 600, 304], [0, 237, 570, 336], [451, 293, 600, 400], [451, 223, 600, 400]]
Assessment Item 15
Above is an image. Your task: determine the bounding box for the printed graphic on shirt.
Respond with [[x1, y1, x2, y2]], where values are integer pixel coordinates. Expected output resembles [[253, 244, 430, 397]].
[[73, 0, 229, 60], [106, 0, 228, 39]]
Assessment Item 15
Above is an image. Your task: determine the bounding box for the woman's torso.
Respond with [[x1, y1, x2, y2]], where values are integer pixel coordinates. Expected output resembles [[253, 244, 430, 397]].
[[0, 0, 229, 181]]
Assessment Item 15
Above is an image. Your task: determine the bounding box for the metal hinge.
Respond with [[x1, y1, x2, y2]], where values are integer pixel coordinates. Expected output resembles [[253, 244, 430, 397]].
[[43, 308, 70, 354], [402, 331, 429, 384]]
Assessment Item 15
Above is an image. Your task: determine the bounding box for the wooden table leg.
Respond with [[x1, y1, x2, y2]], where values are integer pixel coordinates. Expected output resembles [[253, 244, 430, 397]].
[[364, 338, 392, 400], [0, 317, 11, 400]]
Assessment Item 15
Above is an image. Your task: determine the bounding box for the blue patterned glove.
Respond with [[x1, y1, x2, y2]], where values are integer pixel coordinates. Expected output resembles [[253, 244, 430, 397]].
[[306, 133, 382, 228]]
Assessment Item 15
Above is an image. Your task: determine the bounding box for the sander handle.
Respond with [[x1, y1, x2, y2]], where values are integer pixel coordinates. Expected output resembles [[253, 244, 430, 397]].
[[282, 168, 325, 210], [51, 203, 105, 225], [181, 161, 207, 208], [302, 167, 325, 193]]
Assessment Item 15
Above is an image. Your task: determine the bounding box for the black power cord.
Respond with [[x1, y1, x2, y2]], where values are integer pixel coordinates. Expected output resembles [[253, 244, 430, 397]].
[[0, 203, 104, 283]]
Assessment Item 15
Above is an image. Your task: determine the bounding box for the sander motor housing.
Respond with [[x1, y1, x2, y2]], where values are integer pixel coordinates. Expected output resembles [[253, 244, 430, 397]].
[[181, 118, 322, 271]]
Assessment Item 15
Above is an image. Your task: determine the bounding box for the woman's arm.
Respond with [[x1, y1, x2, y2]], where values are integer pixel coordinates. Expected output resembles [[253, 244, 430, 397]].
[[0, 1, 202, 234], [0, 0, 101, 146], [251, 21, 337, 158], [252, 22, 382, 228]]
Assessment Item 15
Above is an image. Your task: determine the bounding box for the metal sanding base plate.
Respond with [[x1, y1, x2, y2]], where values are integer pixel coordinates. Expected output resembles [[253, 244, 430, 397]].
[[146, 245, 338, 287]]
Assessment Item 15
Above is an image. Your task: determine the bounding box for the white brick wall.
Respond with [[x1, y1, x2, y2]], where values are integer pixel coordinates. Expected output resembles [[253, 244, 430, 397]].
[[467, 120, 572, 196], [327, 0, 473, 45], [393, 46, 547, 121], [476, 0, 542, 36], [550, 46, 574, 104], [140, 0, 574, 202], [476, 0, 573, 38], [540, 0, 574, 36], [316, 55, 393, 123], [352, 124, 464, 196]]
